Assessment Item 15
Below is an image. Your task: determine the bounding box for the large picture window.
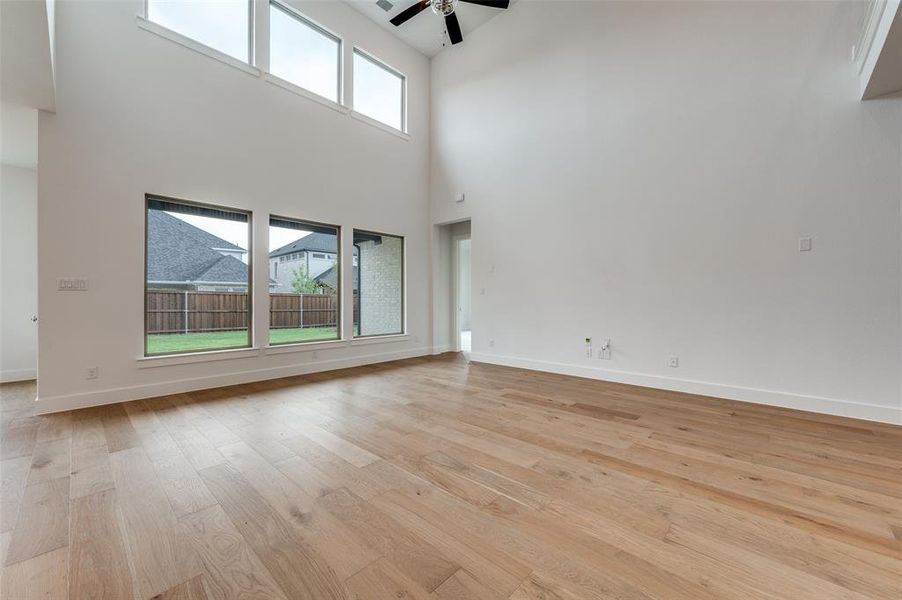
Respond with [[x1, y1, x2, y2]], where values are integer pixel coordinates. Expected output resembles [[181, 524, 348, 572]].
[[353, 230, 403, 337], [145, 197, 252, 356], [269, 217, 343, 344], [353, 49, 405, 131], [146, 0, 252, 63], [270, 1, 342, 103]]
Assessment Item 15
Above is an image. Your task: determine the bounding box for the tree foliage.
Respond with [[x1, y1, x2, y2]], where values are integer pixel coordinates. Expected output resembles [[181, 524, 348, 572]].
[[291, 267, 318, 294]]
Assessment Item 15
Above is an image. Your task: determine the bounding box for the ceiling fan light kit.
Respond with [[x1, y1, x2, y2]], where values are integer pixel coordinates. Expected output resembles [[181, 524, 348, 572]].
[[432, 0, 457, 17], [389, 0, 510, 46]]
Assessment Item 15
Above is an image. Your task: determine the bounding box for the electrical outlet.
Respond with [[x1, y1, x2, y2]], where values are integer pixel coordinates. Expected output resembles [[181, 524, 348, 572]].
[[799, 237, 812, 252], [586, 348, 593, 358], [85, 366, 98, 380], [668, 356, 679, 368]]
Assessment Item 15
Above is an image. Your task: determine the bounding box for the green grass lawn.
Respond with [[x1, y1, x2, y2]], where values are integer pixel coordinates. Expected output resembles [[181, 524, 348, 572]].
[[146, 326, 340, 354]]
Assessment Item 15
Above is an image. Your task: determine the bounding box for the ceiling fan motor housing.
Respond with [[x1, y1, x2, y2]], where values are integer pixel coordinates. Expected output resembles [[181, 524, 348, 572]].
[[432, 0, 457, 17]]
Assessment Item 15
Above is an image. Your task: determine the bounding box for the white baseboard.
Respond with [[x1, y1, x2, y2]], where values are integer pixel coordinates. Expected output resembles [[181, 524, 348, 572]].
[[1, 369, 37, 384], [470, 352, 902, 426], [432, 344, 452, 355], [34, 346, 433, 415]]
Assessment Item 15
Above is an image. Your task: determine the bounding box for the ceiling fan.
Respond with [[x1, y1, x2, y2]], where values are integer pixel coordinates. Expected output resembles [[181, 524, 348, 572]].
[[390, 0, 510, 46]]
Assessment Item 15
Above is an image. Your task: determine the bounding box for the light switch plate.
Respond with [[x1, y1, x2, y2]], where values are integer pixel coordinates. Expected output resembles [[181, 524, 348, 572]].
[[58, 278, 89, 291], [799, 237, 812, 252]]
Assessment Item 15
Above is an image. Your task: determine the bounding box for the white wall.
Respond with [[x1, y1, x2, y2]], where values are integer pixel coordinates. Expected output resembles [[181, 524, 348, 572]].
[[1, 165, 38, 382], [431, 1, 902, 423], [37, 0, 430, 412], [431, 223, 453, 353]]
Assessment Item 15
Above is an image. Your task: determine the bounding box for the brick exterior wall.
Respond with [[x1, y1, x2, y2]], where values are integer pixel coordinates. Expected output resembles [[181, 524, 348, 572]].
[[358, 236, 403, 336]]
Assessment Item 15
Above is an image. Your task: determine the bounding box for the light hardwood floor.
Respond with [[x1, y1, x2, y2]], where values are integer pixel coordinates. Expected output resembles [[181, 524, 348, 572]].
[[2, 354, 901, 599]]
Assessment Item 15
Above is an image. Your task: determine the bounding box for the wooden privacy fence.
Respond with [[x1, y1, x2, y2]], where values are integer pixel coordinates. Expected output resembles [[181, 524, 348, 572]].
[[146, 290, 358, 334]]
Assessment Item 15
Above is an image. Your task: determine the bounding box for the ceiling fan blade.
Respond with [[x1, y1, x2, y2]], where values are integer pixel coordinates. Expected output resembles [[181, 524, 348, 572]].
[[445, 12, 463, 44], [459, 0, 510, 8], [390, 0, 431, 26]]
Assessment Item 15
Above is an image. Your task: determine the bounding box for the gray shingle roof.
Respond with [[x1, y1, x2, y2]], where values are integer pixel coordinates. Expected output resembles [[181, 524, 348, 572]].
[[315, 265, 359, 291], [147, 211, 248, 285], [269, 233, 338, 258]]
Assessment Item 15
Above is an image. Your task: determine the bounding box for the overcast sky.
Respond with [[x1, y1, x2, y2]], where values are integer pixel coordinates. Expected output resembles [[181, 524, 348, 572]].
[[172, 213, 306, 253]]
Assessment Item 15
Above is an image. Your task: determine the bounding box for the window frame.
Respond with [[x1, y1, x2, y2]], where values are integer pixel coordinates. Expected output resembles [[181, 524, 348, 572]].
[[352, 47, 407, 133], [144, 0, 255, 64], [144, 194, 254, 358], [352, 228, 406, 339], [269, 0, 343, 104], [268, 215, 343, 347]]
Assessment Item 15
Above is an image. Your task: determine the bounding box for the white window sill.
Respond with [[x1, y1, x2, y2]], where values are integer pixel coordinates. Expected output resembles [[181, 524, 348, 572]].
[[264, 74, 349, 115], [350, 110, 410, 141], [351, 333, 410, 346], [265, 339, 348, 355], [136, 16, 261, 78], [137, 347, 261, 368]]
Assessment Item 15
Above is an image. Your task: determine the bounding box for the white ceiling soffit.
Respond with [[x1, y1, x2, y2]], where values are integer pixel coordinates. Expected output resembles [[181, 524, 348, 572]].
[[1, 103, 39, 169], [861, 1, 902, 99], [1, 0, 56, 111], [345, 0, 512, 57]]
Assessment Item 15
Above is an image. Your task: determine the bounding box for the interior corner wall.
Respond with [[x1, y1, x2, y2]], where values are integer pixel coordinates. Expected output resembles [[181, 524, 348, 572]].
[[1, 165, 38, 382], [37, 0, 430, 412], [431, 0, 902, 424]]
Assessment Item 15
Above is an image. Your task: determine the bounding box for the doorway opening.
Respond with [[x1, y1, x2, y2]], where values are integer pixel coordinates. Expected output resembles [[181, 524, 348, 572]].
[[456, 237, 471, 352], [451, 221, 471, 354]]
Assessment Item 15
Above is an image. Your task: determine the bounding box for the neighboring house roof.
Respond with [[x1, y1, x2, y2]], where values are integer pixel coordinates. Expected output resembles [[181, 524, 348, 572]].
[[269, 233, 362, 259], [147, 211, 248, 285], [315, 265, 359, 292], [270, 233, 337, 258]]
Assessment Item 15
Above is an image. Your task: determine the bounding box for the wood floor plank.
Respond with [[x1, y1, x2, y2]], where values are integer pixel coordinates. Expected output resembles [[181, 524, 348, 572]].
[[155, 574, 210, 600], [317, 486, 459, 593], [71, 409, 108, 450], [151, 450, 218, 518], [372, 490, 529, 597], [0, 420, 39, 459], [100, 403, 141, 452], [198, 462, 349, 600], [109, 446, 200, 599], [434, 569, 506, 600], [295, 424, 381, 468], [1, 545, 68, 600], [343, 557, 432, 600], [69, 488, 134, 599], [69, 442, 115, 499], [178, 505, 288, 600], [35, 412, 74, 444], [218, 441, 379, 580], [4, 478, 69, 566], [507, 572, 583, 600], [0, 456, 32, 533], [26, 436, 71, 485]]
